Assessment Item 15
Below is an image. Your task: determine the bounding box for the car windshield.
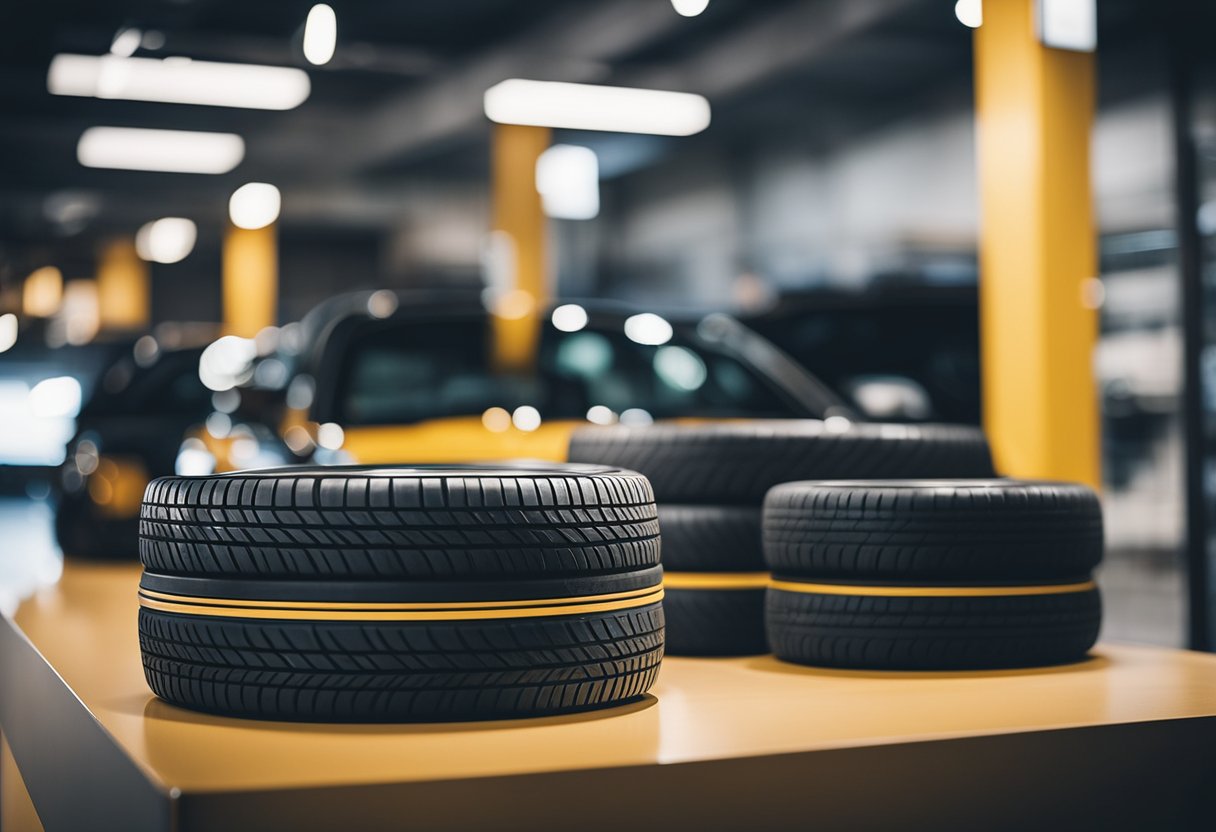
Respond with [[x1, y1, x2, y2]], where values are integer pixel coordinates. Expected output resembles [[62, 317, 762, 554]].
[[332, 316, 801, 426], [82, 348, 211, 419]]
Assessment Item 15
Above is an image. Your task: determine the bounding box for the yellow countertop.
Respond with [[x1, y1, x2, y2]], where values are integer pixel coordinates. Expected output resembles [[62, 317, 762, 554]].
[[4, 561, 1216, 831]]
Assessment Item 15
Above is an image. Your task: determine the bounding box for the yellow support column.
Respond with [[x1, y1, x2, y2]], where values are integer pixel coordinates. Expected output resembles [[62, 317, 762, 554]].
[[222, 224, 278, 338], [96, 239, 150, 332], [975, 0, 1100, 488], [490, 124, 550, 370]]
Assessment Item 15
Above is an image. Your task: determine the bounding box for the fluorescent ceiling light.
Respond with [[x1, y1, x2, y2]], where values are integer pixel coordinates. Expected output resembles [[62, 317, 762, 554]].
[[536, 145, 599, 220], [78, 127, 244, 174], [136, 218, 197, 264], [229, 183, 281, 230], [484, 79, 710, 136], [303, 5, 338, 66], [48, 54, 310, 110]]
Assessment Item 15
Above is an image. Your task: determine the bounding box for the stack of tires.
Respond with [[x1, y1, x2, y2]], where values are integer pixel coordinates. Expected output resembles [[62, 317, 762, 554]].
[[570, 421, 995, 655], [137, 464, 665, 722], [763, 479, 1104, 669]]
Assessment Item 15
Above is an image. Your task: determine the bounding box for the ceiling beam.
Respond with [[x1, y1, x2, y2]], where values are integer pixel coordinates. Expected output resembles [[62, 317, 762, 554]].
[[627, 0, 923, 98], [319, 0, 924, 173], [321, 0, 688, 173]]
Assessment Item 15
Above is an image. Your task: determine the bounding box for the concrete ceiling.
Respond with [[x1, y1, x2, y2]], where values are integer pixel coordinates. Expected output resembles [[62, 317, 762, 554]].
[[0, 0, 1180, 283]]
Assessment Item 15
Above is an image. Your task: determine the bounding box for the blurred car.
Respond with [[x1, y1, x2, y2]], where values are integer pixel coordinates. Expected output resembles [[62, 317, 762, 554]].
[[744, 285, 981, 424], [55, 332, 216, 557], [200, 289, 853, 469]]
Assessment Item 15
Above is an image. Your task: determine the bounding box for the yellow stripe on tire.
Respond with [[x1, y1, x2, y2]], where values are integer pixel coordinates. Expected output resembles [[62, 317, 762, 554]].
[[768, 579, 1097, 598], [138, 586, 664, 622]]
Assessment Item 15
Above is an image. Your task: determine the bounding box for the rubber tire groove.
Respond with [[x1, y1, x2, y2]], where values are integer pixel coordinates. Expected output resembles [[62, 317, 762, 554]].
[[140, 603, 664, 721], [659, 505, 763, 571], [663, 587, 767, 656], [570, 422, 995, 505], [763, 480, 1102, 581], [139, 469, 659, 579], [766, 587, 1101, 670]]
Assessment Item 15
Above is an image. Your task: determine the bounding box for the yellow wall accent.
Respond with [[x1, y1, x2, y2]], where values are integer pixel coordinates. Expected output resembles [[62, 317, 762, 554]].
[[975, 0, 1100, 489], [96, 240, 149, 331], [222, 224, 278, 338], [490, 124, 550, 370]]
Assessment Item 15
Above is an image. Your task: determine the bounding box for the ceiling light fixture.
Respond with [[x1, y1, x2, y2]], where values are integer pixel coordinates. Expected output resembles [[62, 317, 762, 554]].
[[48, 54, 310, 110], [229, 183, 282, 230], [135, 218, 198, 264], [303, 5, 338, 66], [484, 79, 711, 136], [536, 145, 599, 220], [77, 127, 244, 174]]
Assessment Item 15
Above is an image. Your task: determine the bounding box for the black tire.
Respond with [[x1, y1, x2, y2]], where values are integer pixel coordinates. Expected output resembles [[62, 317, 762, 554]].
[[662, 587, 768, 656], [766, 584, 1101, 670], [139, 463, 659, 580], [659, 505, 763, 571], [763, 480, 1103, 582], [569, 421, 995, 505], [139, 601, 664, 722]]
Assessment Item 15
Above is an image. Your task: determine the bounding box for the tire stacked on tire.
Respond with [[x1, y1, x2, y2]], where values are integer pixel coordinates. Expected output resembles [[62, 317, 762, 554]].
[[569, 421, 996, 656], [763, 480, 1104, 670], [137, 463, 664, 722]]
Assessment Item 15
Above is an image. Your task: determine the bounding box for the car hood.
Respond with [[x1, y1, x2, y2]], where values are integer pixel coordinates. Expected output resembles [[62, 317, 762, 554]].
[[339, 416, 581, 464]]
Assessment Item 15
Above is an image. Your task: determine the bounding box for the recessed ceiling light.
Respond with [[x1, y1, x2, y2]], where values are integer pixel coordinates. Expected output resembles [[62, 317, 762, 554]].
[[229, 183, 282, 230], [536, 145, 599, 220], [135, 218, 198, 264], [954, 0, 982, 28], [671, 0, 710, 17]]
